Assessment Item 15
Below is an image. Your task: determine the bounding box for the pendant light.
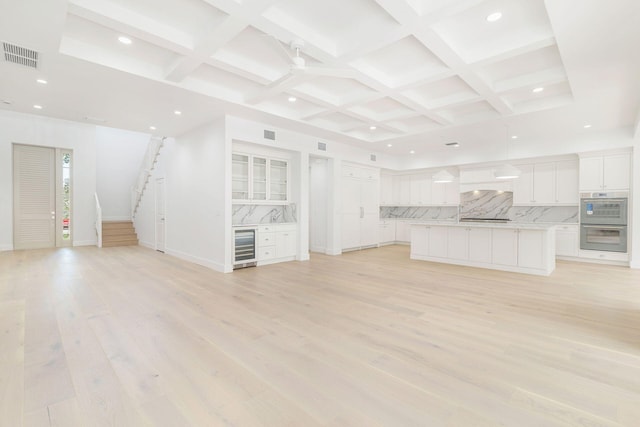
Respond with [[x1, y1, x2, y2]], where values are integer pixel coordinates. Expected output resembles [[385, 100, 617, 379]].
[[432, 169, 454, 183], [494, 124, 520, 180]]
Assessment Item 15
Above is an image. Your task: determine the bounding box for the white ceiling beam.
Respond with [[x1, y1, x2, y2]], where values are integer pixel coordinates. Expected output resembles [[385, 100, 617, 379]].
[[67, 0, 192, 53], [414, 29, 514, 116], [165, 17, 249, 82]]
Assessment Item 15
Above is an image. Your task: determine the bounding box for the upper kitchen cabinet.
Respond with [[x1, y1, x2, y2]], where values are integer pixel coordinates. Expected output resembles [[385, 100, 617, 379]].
[[432, 178, 460, 206], [232, 152, 289, 203], [380, 172, 394, 206], [579, 153, 630, 192], [513, 159, 578, 205]]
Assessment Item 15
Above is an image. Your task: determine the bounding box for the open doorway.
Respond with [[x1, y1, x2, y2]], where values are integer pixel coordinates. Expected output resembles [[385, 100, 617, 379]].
[[309, 156, 330, 254]]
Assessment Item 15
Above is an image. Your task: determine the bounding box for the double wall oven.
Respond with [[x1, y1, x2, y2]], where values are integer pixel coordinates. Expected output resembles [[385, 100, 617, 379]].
[[580, 192, 628, 253]]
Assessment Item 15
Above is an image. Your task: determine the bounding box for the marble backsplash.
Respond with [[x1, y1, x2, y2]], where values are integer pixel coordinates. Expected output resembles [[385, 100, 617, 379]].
[[233, 204, 297, 225], [460, 190, 578, 223], [460, 190, 513, 218], [380, 206, 458, 221]]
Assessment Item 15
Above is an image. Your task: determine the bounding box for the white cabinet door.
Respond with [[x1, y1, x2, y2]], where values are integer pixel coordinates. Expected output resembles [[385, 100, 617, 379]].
[[395, 220, 411, 243], [428, 226, 448, 258], [445, 180, 460, 205], [410, 174, 430, 205], [361, 214, 379, 247], [491, 229, 518, 266], [579, 157, 604, 191], [468, 228, 492, 263], [556, 225, 579, 257], [342, 214, 361, 249], [361, 178, 379, 213], [447, 227, 468, 260], [398, 175, 411, 205], [379, 220, 396, 243], [276, 230, 296, 258], [432, 180, 459, 205], [380, 174, 393, 205], [603, 154, 630, 190], [513, 164, 534, 205], [411, 226, 428, 256], [518, 229, 544, 269], [555, 160, 579, 204], [533, 163, 555, 204]]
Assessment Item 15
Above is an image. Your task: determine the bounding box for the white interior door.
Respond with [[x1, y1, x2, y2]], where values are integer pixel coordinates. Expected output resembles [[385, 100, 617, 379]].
[[155, 178, 166, 252], [13, 144, 56, 250]]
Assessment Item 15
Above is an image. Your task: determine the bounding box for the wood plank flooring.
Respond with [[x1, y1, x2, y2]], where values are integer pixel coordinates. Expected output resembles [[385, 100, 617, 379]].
[[1, 245, 640, 426]]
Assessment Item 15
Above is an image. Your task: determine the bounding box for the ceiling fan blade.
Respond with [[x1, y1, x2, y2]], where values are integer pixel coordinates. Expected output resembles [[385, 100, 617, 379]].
[[303, 65, 356, 79], [264, 35, 294, 65]]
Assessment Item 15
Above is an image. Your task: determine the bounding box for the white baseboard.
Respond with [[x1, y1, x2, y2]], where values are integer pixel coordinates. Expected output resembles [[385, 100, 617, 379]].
[[73, 240, 97, 247], [139, 240, 155, 250], [0, 244, 13, 251], [165, 248, 225, 273]]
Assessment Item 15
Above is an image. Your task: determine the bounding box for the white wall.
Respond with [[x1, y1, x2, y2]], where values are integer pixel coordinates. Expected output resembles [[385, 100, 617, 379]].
[[0, 110, 97, 250], [159, 119, 228, 272], [95, 126, 149, 220]]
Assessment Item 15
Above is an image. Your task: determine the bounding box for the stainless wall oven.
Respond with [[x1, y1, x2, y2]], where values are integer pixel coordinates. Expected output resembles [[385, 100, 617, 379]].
[[579, 192, 628, 252]]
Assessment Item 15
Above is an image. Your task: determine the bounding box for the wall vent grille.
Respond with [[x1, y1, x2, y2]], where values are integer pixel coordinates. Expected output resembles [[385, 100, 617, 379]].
[[317, 142, 327, 151], [3, 42, 39, 69], [370, 154, 377, 162], [264, 130, 276, 140]]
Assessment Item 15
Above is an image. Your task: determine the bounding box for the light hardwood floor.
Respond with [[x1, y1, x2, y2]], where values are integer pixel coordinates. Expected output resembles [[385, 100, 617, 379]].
[[1, 245, 640, 426]]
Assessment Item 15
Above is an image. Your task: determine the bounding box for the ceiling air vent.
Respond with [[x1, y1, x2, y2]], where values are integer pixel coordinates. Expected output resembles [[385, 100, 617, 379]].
[[264, 129, 276, 140], [3, 41, 39, 69], [370, 154, 377, 162], [317, 142, 327, 151]]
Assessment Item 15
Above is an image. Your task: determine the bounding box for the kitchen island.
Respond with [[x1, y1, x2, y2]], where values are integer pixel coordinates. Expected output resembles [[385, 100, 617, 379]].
[[410, 222, 556, 276]]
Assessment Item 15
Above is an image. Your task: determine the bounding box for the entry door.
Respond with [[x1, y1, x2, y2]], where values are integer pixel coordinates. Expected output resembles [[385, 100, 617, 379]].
[[13, 145, 56, 250], [155, 178, 166, 252]]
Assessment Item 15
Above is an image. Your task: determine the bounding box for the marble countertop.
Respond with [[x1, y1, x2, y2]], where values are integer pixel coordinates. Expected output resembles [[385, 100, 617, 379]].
[[232, 222, 297, 227], [409, 221, 557, 230]]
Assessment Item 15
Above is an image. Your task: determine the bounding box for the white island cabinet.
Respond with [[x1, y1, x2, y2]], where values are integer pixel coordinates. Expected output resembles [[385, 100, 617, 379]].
[[410, 223, 556, 276]]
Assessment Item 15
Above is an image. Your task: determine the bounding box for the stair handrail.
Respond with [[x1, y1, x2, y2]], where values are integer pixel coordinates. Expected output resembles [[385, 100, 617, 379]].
[[131, 136, 165, 219], [95, 193, 102, 248]]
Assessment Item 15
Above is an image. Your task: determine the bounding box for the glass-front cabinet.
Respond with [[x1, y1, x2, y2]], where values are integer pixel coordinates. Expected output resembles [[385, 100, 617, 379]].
[[232, 152, 289, 203]]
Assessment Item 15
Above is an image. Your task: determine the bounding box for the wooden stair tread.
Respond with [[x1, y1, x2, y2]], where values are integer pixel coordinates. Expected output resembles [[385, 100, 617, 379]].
[[101, 220, 138, 248]]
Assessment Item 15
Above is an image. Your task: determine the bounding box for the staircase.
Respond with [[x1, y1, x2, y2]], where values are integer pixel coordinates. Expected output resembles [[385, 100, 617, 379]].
[[131, 136, 164, 219], [102, 221, 138, 247]]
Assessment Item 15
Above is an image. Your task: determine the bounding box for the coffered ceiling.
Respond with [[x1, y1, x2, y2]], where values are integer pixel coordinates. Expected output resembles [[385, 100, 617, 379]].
[[1, 0, 639, 158]]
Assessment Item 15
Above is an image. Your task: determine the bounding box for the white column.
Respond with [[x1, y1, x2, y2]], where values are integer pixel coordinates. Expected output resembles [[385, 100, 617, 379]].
[[630, 138, 640, 268], [297, 151, 310, 261]]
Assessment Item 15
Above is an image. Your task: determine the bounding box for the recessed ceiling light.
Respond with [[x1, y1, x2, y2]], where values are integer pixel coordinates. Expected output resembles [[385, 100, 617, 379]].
[[486, 12, 502, 22], [287, 96, 297, 102], [532, 87, 544, 93], [1, 99, 12, 105], [409, 150, 415, 154], [149, 126, 156, 130], [118, 36, 132, 45], [36, 79, 47, 84], [511, 135, 518, 139], [445, 142, 460, 148], [174, 110, 182, 115], [583, 124, 592, 129], [387, 144, 393, 147], [33, 104, 43, 109], [370, 126, 377, 130]]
